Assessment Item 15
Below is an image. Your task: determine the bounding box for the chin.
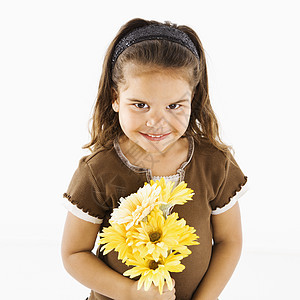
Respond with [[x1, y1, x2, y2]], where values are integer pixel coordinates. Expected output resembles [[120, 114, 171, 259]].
[[141, 139, 176, 154], [143, 145, 167, 155]]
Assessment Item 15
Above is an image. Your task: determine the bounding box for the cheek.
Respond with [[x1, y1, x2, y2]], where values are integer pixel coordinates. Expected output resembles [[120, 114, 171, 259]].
[[171, 109, 191, 130], [118, 109, 142, 131]]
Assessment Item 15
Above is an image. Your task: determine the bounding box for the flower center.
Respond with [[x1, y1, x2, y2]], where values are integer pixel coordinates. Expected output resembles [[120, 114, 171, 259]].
[[149, 231, 161, 243], [149, 260, 162, 270]]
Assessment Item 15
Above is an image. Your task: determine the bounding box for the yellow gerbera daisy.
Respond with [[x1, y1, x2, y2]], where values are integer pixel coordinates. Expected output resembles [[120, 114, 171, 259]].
[[127, 207, 180, 262], [124, 252, 185, 295], [110, 183, 162, 230], [128, 207, 199, 262], [148, 178, 194, 217], [98, 222, 133, 263], [166, 212, 200, 255]]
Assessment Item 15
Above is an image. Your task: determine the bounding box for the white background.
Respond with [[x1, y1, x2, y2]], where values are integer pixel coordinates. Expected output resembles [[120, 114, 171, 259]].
[[1, 0, 299, 299]]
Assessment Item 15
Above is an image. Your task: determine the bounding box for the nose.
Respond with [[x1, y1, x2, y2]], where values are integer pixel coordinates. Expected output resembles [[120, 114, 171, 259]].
[[146, 111, 168, 129]]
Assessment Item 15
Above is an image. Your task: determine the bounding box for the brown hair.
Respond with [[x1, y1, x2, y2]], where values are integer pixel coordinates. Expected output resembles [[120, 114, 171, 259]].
[[83, 18, 230, 154]]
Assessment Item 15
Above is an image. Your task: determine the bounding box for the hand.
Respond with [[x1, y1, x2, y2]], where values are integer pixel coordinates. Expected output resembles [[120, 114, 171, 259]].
[[128, 278, 176, 300]]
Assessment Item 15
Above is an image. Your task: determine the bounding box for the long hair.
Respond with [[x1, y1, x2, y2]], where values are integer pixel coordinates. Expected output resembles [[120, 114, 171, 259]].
[[83, 18, 230, 153]]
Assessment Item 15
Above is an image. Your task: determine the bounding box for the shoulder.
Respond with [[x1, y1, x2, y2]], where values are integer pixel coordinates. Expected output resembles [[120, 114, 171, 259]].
[[73, 146, 125, 186], [80, 146, 121, 172], [77, 145, 143, 193], [192, 137, 229, 170]]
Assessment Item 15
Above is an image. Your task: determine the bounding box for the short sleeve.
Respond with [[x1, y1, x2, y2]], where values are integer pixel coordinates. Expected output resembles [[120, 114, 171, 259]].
[[62, 158, 109, 224], [210, 152, 248, 215]]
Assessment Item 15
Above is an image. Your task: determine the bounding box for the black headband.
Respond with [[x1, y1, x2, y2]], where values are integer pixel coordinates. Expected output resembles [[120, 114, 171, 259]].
[[111, 24, 199, 70]]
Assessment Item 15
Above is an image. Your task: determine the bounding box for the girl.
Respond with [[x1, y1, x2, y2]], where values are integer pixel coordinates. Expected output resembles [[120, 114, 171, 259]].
[[61, 18, 248, 300]]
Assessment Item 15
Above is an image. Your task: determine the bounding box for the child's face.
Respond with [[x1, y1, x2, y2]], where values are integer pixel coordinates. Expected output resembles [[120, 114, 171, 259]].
[[113, 64, 193, 155]]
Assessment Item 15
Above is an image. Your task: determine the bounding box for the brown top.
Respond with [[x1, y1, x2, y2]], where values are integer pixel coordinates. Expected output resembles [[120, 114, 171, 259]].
[[63, 136, 247, 300]]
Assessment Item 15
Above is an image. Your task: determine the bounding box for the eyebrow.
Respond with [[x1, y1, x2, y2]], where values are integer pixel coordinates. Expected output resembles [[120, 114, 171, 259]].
[[126, 98, 190, 104]]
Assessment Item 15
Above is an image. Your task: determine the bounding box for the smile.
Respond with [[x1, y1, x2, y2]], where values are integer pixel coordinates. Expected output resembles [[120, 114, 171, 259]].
[[140, 132, 171, 141], [148, 134, 163, 137]]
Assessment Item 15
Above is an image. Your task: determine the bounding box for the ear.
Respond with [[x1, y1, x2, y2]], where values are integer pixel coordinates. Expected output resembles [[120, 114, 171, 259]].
[[112, 100, 119, 112], [112, 89, 119, 112]]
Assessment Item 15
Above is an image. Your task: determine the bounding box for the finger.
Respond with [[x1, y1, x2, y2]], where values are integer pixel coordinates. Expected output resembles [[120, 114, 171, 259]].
[[168, 292, 176, 300], [162, 278, 175, 293], [171, 278, 175, 288]]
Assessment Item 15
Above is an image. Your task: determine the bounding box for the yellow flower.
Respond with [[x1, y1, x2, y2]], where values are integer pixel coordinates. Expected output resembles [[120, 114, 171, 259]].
[[98, 222, 132, 263], [148, 178, 194, 216], [127, 207, 180, 262], [110, 183, 162, 230], [124, 252, 185, 295], [128, 207, 199, 262], [166, 213, 200, 255]]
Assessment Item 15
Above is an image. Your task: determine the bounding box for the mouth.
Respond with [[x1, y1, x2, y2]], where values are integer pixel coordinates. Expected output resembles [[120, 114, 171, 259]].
[[140, 132, 171, 141]]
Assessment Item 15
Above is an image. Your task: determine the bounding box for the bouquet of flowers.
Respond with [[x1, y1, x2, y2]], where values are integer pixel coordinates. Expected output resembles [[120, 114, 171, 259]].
[[98, 178, 199, 294]]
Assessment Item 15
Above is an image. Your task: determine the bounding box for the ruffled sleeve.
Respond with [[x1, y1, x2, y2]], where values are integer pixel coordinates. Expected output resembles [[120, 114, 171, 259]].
[[210, 152, 248, 215], [62, 157, 110, 224]]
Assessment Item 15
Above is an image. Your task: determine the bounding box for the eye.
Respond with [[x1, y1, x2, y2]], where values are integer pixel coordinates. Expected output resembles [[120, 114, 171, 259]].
[[134, 103, 149, 109], [167, 104, 180, 110]]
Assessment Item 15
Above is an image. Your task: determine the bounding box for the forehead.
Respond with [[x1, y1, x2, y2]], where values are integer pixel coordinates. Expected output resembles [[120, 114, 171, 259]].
[[121, 62, 193, 87], [118, 63, 193, 102]]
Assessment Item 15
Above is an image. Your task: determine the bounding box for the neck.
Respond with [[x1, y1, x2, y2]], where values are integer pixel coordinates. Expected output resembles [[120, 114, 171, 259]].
[[118, 135, 189, 173]]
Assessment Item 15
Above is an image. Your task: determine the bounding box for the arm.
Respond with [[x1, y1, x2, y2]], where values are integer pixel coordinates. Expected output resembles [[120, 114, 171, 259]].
[[61, 212, 135, 299], [61, 212, 175, 300], [192, 202, 243, 300]]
